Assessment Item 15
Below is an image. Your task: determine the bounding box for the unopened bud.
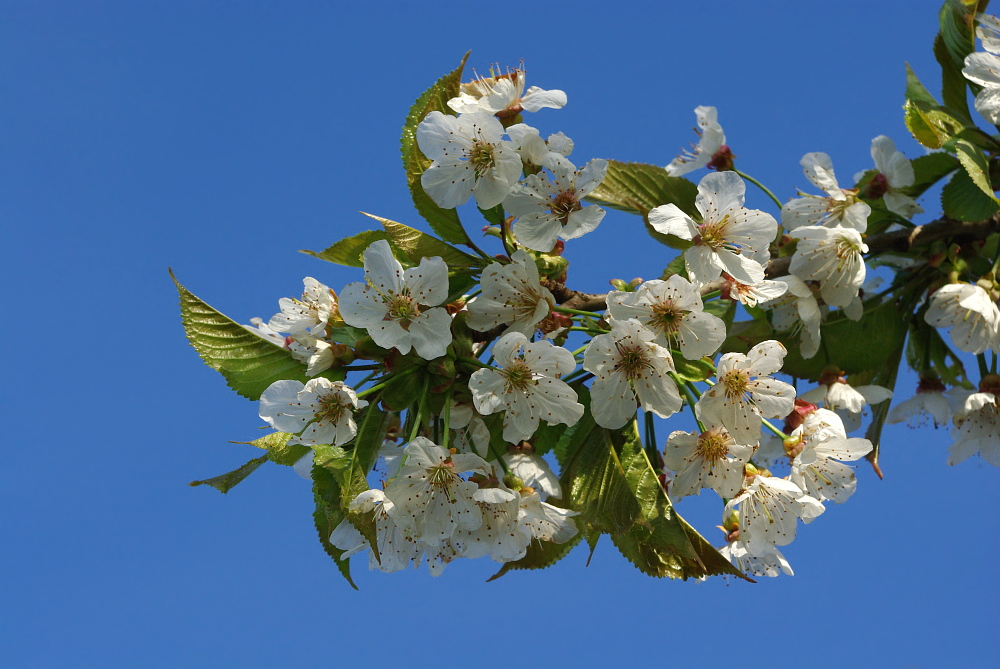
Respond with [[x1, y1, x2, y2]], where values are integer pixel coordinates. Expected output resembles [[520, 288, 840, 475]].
[[503, 473, 524, 491]]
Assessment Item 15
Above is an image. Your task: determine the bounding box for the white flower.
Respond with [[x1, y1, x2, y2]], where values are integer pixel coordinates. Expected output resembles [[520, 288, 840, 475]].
[[258, 378, 366, 446], [339, 239, 453, 360], [456, 485, 529, 563], [244, 317, 287, 345], [470, 332, 584, 443], [867, 136, 924, 219], [606, 275, 727, 359], [505, 157, 608, 252], [446, 64, 566, 117], [517, 491, 579, 543], [583, 318, 684, 429], [383, 438, 489, 546], [697, 341, 797, 445], [447, 399, 491, 457], [789, 409, 873, 503], [720, 541, 794, 578], [789, 226, 868, 308], [503, 452, 562, 499], [665, 105, 726, 177], [725, 277, 788, 308], [924, 283, 1000, 355], [759, 275, 823, 359], [887, 377, 953, 427], [466, 249, 555, 337], [799, 375, 893, 420], [781, 152, 870, 232], [950, 392, 1000, 466], [506, 123, 573, 170], [976, 12, 1000, 53], [725, 475, 825, 554], [416, 110, 522, 209], [286, 335, 335, 377], [964, 45, 1000, 124], [330, 489, 424, 573], [267, 277, 337, 337], [377, 439, 406, 479], [649, 171, 777, 286], [662, 427, 752, 500]]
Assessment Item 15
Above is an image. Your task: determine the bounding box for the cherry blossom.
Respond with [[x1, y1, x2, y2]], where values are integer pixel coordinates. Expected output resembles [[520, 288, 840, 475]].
[[456, 485, 529, 563], [339, 239, 453, 360], [466, 250, 555, 337], [505, 157, 608, 252], [503, 450, 562, 499], [723, 276, 788, 308], [887, 377, 953, 427], [864, 135, 923, 219], [469, 332, 584, 443], [720, 541, 794, 578], [759, 275, 822, 359], [781, 152, 870, 232], [517, 490, 579, 543], [606, 275, 726, 359], [949, 392, 1000, 466], [799, 371, 893, 432], [789, 226, 868, 308], [583, 318, 684, 429], [924, 283, 1000, 355], [963, 14, 1000, 124], [789, 409, 874, 503], [506, 123, 573, 170], [446, 63, 566, 118], [662, 427, 752, 500], [416, 110, 522, 209], [697, 341, 797, 445], [649, 171, 777, 286], [725, 475, 825, 554], [258, 378, 366, 446], [665, 106, 727, 176], [330, 489, 423, 573], [267, 277, 337, 337]]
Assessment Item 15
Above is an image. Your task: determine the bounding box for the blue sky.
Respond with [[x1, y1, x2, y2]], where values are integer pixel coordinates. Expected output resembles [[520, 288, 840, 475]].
[[3, 1, 997, 667]]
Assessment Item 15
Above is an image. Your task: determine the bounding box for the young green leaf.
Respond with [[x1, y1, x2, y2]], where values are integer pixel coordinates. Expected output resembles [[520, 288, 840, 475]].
[[189, 455, 269, 494], [300, 230, 388, 267], [362, 212, 485, 267], [312, 465, 358, 589]]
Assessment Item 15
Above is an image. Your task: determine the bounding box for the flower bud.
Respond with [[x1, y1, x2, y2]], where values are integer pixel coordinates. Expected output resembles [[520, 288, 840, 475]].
[[502, 473, 525, 490]]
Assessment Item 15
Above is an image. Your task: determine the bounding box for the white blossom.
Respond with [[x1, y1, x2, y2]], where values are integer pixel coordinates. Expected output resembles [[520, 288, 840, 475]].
[[583, 318, 684, 429], [759, 275, 822, 359], [663, 427, 752, 500], [924, 283, 1000, 355], [665, 105, 726, 176], [517, 491, 579, 543], [447, 399, 491, 457], [950, 392, 1000, 466], [258, 378, 366, 446], [697, 341, 797, 445], [799, 375, 893, 432], [383, 438, 489, 546], [456, 485, 529, 563], [244, 317, 287, 346], [506, 123, 573, 170], [964, 32, 1000, 124], [725, 277, 788, 308], [286, 335, 335, 377], [867, 136, 923, 218], [649, 171, 777, 286], [789, 226, 868, 308], [606, 275, 726, 359], [267, 277, 337, 337], [416, 110, 522, 209], [725, 475, 825, 554], [447, 64, 566, 117], [470, 332, 584, 442], [789, 409, 873, 503], [781, 152, 870, 232], [887, 377, 952, 427], [503, 452, 562, 499], [339, 239, 453, 360], [466, 250, 555, 337], [330, 489, 423, 573], [720, 541, 794, 577], [505, 157, 608, 252]]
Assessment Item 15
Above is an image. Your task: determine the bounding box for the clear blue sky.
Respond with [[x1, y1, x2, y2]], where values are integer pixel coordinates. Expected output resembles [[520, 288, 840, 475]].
[[2, 1, 996, 667]]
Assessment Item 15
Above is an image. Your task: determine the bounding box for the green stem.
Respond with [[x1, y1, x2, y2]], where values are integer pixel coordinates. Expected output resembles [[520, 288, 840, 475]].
[[465, 237, 493, 261], [499, 217, 515, 257], [352, 369, 381, 389], [568, 325, 608, 334], [356, 365, 419, 398], [488, 440, 511, 475], [407, 376, 431, 443], [701, 290, 721, 301], [440, 389, 453, 451], [458, 356, 490, 369], [978, 352, 990, 379], [571, 342, 591, 357], [670, 373, 706, 432], [760, 417, 791, 440], [734, 169, 783, 210], [553, 305, 604, 319]]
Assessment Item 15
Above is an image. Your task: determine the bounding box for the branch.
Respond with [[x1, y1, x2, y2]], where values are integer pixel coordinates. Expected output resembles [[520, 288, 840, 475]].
[[551, 213, 1000, 308]]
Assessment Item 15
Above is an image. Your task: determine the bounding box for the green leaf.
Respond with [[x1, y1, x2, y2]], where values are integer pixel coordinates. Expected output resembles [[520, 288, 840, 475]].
[[942, 166, 1000, 220], [936, 0, 978, 123], [401, 54, 471, 245], [173, 271, 311, 400], [312, 466, 358, 589], [531, 421, 569, 459], [562, 428, 641, 535], [340, 405, 389, 507], [485, 498, 583, 580], [585, 160, 699, 247], [232, 430, 311, 466], [904, 100, 947, 149], [953, 139, 1000, 205], [905, 62, 938, 106], [189, 455, 269, 494], [326, 324, 370, 348], [300, 230, 388, 267], [613, 428, 748, 580], [903, 152, 960, 198], [363, 212, 485, 268], [672, 355, 715, 383]]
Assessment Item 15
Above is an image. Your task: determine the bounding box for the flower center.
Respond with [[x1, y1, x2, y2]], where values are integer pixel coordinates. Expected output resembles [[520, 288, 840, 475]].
[[613, 342, 651, 379], [469, 140, 497, 177], [550, 190, 581, 224], [695, 215, 731, 250], [386, 294, 420, 329], [427, 460, 456, 486], [649, 300, 686, 335], [502, 360, 536, 393], [315, 394, 346, 426], [721, 368, 751, 400], [695, 429, 730, 461]]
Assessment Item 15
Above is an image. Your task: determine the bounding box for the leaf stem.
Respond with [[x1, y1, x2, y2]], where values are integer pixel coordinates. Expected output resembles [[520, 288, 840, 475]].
[[670, 373, 706, 432], [358, 365, 419, 398], [760, 417, 791, 440], [407, 376, 431, 443], [734, 169, 783, 210], [440, 389, 453, 451], [978, 352, 990, 379], [553, 305, 604, 319]]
